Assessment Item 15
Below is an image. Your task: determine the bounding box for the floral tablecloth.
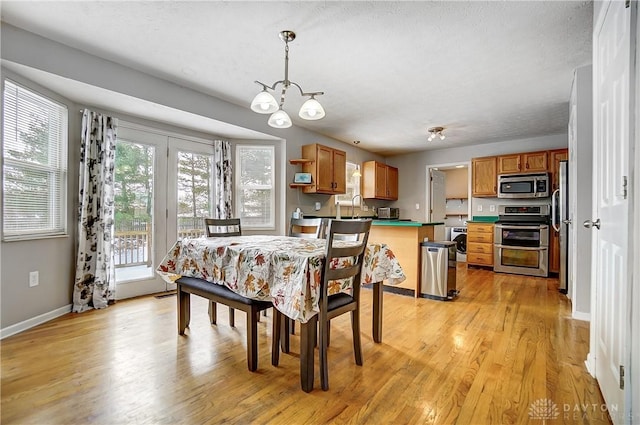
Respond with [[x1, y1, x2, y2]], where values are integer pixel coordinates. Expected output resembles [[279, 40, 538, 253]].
[[156, 235, 405, 323]]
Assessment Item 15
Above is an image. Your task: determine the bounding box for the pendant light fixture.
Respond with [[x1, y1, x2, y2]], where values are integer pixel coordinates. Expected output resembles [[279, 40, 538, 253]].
[[352, 140, 362, 177], [250, 30, 325, 129]]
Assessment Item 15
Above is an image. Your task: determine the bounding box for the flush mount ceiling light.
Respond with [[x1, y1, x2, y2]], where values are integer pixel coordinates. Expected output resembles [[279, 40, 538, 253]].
[[427, 126, 446, 141], [250, 30, 325, 129]]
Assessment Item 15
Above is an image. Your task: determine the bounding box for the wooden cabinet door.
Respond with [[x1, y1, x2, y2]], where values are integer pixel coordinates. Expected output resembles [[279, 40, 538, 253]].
[[549, 148, 568, 191], [332, 148, 346, 194], [472, 156, 497, 197], [386, 166, 398, 200], [497, 154, 522, 174], [374, 162, 387, 198], [315, 144, 335, 192], [523, 151, 548, 172]]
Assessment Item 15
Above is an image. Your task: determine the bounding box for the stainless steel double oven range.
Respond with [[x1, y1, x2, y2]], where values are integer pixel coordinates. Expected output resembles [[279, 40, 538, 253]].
[[494, 205, 550, 277]]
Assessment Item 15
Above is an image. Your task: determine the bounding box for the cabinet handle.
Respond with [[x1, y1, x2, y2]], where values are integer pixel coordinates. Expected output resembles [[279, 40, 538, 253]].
[[525, 162, 529, 169]]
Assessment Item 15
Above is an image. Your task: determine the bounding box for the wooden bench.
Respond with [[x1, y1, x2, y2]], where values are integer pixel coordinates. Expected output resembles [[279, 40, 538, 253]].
[[176, 276, 273, 371]]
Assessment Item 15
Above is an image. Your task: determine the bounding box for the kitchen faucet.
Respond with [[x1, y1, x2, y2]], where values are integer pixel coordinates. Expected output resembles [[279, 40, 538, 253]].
[[351, 194, 362, 218]]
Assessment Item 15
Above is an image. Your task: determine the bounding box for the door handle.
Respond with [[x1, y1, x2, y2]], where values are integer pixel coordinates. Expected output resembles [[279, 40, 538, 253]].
[[583, 219, 601, 230]]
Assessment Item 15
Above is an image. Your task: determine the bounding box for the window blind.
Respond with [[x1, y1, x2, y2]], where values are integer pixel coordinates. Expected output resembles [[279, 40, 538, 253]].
[[2, 80, 68, 239]]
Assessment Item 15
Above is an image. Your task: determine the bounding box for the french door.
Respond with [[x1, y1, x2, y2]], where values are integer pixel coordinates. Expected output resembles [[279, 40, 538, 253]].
[[114, 124, 218, 299]]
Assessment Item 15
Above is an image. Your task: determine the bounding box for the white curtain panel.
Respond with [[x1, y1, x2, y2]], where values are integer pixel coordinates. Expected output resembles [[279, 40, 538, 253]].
[[214, 140, 233, 219], [73, 109, 118, 312]]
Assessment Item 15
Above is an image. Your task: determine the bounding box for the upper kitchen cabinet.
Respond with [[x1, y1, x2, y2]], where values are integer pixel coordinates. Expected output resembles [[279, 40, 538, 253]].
[[472, 156, 497, 197], [497, 151, 548, 174], [362, 161, 398, 200], [300, 143, 346, 195], [549, 148, 568, 192]]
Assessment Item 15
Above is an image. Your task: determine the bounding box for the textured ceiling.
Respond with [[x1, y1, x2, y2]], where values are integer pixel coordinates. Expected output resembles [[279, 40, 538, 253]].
[[0, 1, 593, 155]]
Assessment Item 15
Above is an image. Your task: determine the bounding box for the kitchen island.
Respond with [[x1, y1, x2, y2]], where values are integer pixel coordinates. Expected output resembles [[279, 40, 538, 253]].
[[368, 220, 445, 296]]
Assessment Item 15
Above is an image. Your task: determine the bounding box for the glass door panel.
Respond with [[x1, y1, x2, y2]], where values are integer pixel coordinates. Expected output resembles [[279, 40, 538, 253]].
[[113, 125, 168, 299], [167, 137, 215, 249]]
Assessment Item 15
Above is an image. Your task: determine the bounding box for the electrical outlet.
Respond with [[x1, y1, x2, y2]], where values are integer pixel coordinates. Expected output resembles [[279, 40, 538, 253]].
[[477, 205, 483, 212], [314, 202, 321, 211], [362, 205, 368, 211], [415, 203, 420, 210], [489, 205, 496, 212], [29, 271, 39, 287]]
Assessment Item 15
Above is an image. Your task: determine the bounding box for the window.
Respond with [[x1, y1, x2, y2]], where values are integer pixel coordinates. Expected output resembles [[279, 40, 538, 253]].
[[335, 162, 361, 206], [2, 80, 68, 240], [235, 145, 275, 229]]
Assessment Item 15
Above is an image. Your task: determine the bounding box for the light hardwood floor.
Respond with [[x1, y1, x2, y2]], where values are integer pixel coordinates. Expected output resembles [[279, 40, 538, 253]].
[[1, 266, 611, 424]]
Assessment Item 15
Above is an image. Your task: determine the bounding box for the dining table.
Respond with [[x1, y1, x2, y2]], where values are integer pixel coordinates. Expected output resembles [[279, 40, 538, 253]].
[[156, 234, 406, 391]]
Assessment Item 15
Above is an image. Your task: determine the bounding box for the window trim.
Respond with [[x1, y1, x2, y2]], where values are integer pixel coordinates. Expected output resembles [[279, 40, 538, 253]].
[[335, 161, 361, 207], [1, 78, 69, 242], [234, 144, 276, 230]]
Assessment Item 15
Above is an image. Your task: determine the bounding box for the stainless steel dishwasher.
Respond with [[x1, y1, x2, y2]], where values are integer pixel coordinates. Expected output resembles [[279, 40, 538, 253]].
[[420, 241, 458, 300]]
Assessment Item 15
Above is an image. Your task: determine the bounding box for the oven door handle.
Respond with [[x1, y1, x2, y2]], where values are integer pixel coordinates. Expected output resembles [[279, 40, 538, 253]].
[[495, 224, 549, 231], [495, 244, 548, 251]]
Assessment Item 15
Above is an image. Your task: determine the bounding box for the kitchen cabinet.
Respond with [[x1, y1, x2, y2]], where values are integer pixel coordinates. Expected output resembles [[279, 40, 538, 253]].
[[471, 156, 497, 197], [549, 148, 568, 192], [300, 144, 346, 195], [497, 151, 548, 174], [466, 222, 494, 267], [362, 161, 398, 200]]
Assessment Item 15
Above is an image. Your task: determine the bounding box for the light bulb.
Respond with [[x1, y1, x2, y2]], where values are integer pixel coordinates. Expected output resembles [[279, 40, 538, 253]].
[[251, 90, 278, 114], [268, 109, 292, 128], [299, 97, 325, 120], [439, 133, 446, 140]]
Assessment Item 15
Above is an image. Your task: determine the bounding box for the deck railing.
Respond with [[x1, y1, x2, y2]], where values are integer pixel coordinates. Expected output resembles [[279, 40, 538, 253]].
[[114, 217, 206, 268]]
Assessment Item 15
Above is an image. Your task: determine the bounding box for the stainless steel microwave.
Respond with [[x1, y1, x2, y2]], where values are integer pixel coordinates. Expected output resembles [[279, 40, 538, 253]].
[[377, 207, 400, 219], [497, 173, 550, 199]]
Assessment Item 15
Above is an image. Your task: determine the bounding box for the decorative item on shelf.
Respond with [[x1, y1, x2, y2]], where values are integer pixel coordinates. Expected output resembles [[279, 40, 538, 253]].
[[250, 30, 325, 129], [427, 126, 446, 142], [352, 140, 362, 177], [293, 172, 312, 184]]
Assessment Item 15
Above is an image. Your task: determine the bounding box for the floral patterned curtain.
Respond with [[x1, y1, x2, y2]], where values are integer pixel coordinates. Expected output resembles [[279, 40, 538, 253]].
[[73, 109, 118, 312], [214, 140, 233, 218]]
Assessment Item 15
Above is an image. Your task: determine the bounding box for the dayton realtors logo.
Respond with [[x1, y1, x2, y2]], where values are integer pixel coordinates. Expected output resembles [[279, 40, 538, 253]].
[[528, 398, 616, 421], [528, 398, 560, 421]]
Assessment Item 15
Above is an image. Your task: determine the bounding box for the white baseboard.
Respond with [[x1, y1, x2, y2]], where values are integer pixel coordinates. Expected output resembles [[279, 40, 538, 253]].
[[1, 304, 72, 340], [585, 352, 596, 377], [572, 311, 591, 322]]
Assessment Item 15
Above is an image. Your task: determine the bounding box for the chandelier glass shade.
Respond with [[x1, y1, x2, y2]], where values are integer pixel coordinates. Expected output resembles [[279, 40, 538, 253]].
[[251, 30, 325, 128]]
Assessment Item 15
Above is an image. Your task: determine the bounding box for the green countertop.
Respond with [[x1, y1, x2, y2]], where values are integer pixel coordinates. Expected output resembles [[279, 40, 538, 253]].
[[468, 216, 499, 223], [372, 220, 444, 227]]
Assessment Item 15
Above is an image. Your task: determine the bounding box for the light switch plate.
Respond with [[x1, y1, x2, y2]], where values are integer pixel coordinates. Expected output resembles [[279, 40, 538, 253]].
[[477, 205, 483, 212], [315, 202, 321, 211]]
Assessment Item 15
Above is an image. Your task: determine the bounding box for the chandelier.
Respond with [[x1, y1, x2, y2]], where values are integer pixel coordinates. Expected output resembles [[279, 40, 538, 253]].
[[427, 126, 446, 141], [250, 30, 325, 129]]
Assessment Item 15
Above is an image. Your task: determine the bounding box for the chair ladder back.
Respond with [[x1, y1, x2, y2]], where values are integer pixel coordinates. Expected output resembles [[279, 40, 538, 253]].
[[289, 217, 323, 239], [205, 218, 242, 237]]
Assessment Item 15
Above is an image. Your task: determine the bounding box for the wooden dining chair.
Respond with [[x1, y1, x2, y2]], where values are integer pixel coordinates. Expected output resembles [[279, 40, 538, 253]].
[[204, 218, 241, 237], [204, 218, 241, 327], [289, 217, 323, 239], [281, 217, 324, 341], [317, 219, 372, 390]]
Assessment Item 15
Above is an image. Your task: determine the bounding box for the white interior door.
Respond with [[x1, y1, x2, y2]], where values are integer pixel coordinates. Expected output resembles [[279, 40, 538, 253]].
[[430, 170, 446, 222], [590, 0, 631, 420]]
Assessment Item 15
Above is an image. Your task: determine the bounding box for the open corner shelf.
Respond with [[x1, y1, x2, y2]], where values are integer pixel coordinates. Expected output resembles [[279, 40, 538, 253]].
[[289, 183, 314, 188], [289, 158, 314, 165]]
